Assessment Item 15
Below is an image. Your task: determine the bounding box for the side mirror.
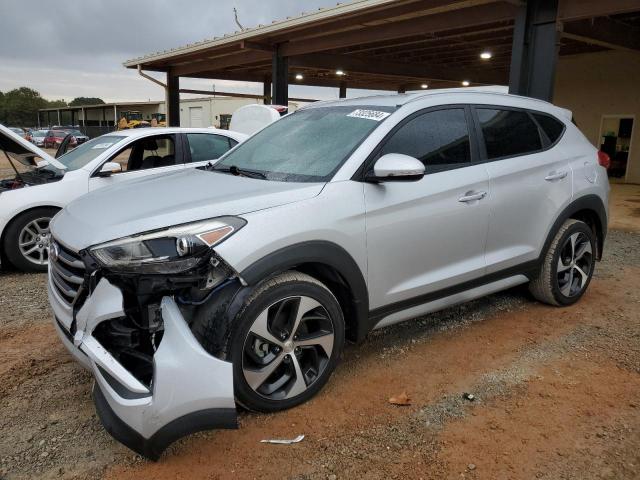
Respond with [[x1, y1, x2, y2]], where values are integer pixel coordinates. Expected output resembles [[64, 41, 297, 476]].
[[366, 153, 425, 182], [98, 162, 122, 177]]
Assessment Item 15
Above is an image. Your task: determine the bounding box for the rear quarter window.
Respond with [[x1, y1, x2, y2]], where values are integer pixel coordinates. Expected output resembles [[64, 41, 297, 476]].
[[532, 113, 565, 144]]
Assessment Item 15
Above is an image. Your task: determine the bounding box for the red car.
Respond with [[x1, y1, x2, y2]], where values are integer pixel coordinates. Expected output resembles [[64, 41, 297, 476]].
[[43, 129, 77, 149]]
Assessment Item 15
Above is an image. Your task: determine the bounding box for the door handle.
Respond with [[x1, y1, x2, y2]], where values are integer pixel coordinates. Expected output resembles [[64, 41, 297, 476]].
[[458, 191, 487, 203], [544, 171, 568, 181]]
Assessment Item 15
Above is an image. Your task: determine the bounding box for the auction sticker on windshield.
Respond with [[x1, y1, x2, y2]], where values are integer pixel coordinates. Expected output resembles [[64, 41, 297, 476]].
[[347, 109, 391, 121], [92, 143, 115, 149]]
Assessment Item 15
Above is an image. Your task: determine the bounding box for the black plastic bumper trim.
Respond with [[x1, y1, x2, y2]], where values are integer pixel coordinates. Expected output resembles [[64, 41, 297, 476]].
[[92, 382, 238, 460], [96, 365, 151, 400], [55, 317, 74, 343], [55, 317, 88, 358]]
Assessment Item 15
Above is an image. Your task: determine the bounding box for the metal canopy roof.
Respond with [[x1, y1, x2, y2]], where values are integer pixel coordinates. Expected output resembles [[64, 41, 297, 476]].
[[124, 0, 640, 92], [38, 101, 163, 112]]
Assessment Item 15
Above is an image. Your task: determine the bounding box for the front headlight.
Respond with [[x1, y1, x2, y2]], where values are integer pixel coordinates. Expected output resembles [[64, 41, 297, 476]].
[[89, 216, 246, 274]]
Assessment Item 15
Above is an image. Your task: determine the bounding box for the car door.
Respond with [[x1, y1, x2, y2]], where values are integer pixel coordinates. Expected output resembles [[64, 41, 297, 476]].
[[88, 133, 186, 191], [475, 106, 573, 274], [184, 132, 239, 168], [363, 106, 491, 310]]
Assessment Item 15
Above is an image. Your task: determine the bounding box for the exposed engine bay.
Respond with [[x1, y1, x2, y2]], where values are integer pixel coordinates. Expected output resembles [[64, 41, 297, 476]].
[[1, 147, 64, 192], [0, 177, 26, 192], [0, 168, 64, 192], [49, 245, 243, 457], [83, 250, 241, 388]]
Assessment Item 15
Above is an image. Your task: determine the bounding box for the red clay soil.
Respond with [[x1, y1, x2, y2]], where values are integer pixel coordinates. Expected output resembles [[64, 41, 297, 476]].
[[105, 265, 640, 480]]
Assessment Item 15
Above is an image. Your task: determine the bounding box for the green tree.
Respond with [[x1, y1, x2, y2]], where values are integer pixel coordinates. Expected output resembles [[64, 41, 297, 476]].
[[69, 97, 105, 106], [46, 99, 67, 108], [0, 87, 48, 127]]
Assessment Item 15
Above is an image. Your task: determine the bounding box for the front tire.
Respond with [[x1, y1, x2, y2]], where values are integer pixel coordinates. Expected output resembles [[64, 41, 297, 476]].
[[529, 219, 596, 306], [4, 208, 58, 272], [230, 271, 345, 413]]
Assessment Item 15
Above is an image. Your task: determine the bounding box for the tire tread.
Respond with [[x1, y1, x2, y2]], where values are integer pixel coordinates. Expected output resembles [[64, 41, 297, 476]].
[[231, 271, 344, 413], [529, 219, 584, 306]]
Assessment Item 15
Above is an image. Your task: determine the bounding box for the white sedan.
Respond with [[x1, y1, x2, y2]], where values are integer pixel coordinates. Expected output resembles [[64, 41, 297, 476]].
[[0, 125, 247, 272]]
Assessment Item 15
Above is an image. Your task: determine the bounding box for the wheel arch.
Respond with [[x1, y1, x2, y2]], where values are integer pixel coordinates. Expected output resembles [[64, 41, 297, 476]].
[[541, 194, 607, 262], [1, 205, 62, 260], [239, 241, 369, 343]]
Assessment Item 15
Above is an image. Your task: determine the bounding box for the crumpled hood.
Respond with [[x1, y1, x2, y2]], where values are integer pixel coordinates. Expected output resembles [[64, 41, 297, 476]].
[[52, 167, 324, 250]]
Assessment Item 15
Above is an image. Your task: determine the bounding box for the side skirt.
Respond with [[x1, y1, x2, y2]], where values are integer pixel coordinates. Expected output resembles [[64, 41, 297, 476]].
[[374, 274, 529, 330], [368, 260, 539, 331]]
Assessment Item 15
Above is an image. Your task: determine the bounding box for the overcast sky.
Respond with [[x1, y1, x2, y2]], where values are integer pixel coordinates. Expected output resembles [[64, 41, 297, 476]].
[[0, 0, 383, 102]]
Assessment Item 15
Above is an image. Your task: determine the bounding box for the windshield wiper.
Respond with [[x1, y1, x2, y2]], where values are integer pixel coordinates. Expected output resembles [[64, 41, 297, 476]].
[[214, 165, 266, 179]]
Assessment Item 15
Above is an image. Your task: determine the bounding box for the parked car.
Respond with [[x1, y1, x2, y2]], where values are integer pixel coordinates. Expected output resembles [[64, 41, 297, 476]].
[[62, 128, 90, 144], [29, 129, 48, 147], [44, 129, 77, 149], [47, 90, 609, 459], [0, 125, 247, 272], [8, 127, 26, 139]]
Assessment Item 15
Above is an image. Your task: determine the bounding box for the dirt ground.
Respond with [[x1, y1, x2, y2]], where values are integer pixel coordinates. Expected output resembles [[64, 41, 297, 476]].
[[1, 184, 639, 480], [0, 148, 59, 179], [609, 183, 640, 233]]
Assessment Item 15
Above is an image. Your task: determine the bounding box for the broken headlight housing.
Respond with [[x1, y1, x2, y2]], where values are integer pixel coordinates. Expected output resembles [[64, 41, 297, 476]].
[[89, 216, 246, 274]]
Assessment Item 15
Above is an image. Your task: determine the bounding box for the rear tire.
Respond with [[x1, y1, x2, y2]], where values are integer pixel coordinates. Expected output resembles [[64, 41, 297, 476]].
[[229, 271, 345, 413], [4, 208, 58, 272], [529, 219, 596, 306]]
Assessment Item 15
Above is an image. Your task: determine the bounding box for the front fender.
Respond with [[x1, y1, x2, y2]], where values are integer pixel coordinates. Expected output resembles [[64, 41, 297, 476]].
[[240, 240, 370, 341], [189, 241, 371, 356]]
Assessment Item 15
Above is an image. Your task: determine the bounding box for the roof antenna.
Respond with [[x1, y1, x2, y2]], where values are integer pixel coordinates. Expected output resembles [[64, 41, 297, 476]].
[[233, 8, 245, 31]]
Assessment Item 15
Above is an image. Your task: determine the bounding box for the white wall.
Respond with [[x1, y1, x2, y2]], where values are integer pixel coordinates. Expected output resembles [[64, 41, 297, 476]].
[[554, 50, 640, 184], [178, 97, 302, 128], [179, 97, 259, 128]]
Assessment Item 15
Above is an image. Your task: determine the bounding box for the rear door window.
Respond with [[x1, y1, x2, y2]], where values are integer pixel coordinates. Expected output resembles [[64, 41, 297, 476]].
[[186, 133, 236, 162], [376, 108, 472, 172], [532, 113, 565, 144], [476, 108, 542, 160]]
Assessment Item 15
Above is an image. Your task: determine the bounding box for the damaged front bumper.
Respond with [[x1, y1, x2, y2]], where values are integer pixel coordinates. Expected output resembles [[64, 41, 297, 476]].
[[48, 273, 238, 460]]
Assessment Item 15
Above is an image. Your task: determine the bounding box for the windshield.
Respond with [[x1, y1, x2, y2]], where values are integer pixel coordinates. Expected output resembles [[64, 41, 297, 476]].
[[214, 105, 394, 182], [33, 130, 46, 137], [66, 130, 83, 136], [56, 135, 126, 171]]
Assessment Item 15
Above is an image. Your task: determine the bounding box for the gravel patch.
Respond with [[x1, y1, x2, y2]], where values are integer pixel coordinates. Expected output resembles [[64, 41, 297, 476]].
[[0, 272, 48, 331], [596, 229, 640, 274]]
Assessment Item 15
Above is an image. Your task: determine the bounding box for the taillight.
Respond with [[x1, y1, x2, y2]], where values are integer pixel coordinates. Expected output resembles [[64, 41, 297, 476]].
[[597, 151, 610, 169]]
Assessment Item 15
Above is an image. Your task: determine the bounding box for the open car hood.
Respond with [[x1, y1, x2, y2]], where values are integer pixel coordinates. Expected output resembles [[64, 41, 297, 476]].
[[0, 124, 66, 169]]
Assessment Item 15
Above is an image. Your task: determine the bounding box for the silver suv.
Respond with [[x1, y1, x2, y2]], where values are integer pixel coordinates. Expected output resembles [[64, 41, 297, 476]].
[[47, 90, 609, 459]]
